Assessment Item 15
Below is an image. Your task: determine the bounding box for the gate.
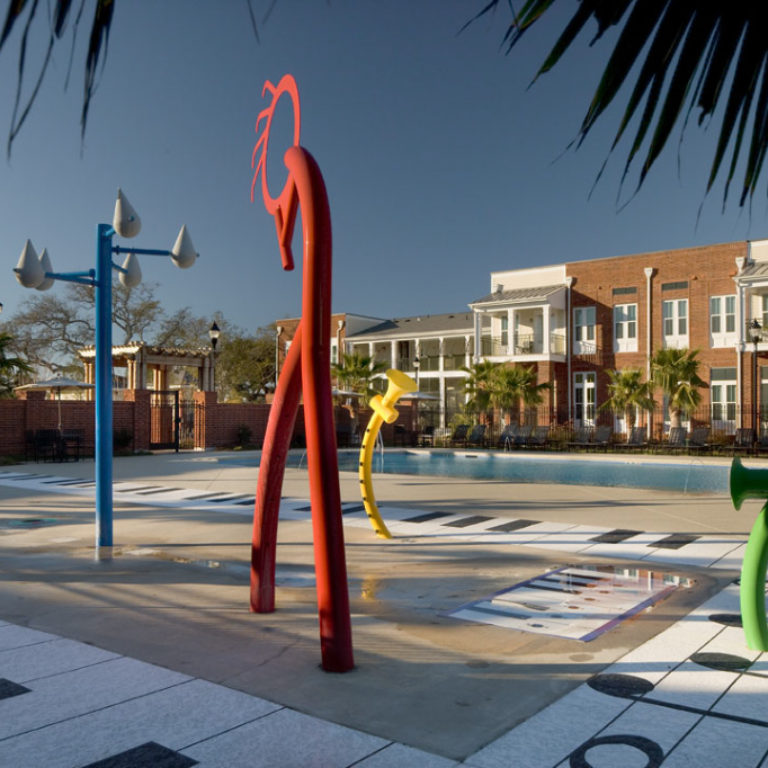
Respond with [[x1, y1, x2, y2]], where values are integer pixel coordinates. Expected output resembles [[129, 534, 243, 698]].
[[149, 390, 180, 451], [178, 396, 196, 449]]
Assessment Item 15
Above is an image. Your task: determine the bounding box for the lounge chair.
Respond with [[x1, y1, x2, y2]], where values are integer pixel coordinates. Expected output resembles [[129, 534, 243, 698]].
[[688, 427, 711, 454], [568, 426, 593, 450], [662, 427, 687, 453], [466, 424, 487, 448], [526, 425, 550, 449], [591, 425, 613, 451], [513, 424, 533, 448], [497, 423, 518, 450], [733, 428, 755, 455], [615, 426, 648, 451], [449, 423, 469, 447], [417, 425, 435, 447]]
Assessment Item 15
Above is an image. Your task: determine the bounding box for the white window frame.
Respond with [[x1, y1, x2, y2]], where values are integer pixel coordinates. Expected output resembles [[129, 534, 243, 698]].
[[711, 368, 737, 435], [613, 303, 638, 353], [574, 306, 596, 355], [710, 295, 736, 348], [574, 371, 596, 427], [663, 299, 688, 349]]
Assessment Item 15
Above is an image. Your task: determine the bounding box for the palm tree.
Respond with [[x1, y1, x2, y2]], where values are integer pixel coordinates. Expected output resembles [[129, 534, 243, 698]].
[[651, 348, 707, 429], [471, 2, 768, 208], [493, 364, 550, 426], [0, 332, 33, 397], [332, 352, 387, 421], [460, 360, 500, 422], [598, 368, 656, 439]]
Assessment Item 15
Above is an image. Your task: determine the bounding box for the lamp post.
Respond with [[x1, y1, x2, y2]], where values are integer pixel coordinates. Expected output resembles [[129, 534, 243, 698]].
[[209, 321, 220, 393], [14, 189, 197, 549], [750, 318, 762, 437]]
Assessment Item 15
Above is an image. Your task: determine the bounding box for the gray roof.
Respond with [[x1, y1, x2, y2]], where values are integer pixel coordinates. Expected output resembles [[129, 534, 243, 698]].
[[345, 311, 484, 340], [470, 284, 565, 306], [739, 262, 768, 279]]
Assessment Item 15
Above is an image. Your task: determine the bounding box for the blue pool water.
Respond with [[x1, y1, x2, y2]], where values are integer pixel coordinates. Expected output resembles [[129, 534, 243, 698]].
[[228, 450, 729, 494]]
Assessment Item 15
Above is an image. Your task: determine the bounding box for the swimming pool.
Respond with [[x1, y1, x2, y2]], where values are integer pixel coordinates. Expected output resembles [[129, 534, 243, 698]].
[[231, 449, 729, 494]]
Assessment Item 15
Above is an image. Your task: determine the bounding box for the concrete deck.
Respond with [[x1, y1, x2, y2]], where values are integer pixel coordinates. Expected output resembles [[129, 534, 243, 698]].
[[0, 451, 765, 766]]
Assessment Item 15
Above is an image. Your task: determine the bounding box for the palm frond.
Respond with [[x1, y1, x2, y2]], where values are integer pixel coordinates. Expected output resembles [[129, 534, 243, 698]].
[[470, 1, 768, 207]]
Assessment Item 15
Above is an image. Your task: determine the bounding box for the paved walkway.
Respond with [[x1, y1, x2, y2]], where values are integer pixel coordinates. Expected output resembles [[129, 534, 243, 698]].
[[0, 451, 766, 766]]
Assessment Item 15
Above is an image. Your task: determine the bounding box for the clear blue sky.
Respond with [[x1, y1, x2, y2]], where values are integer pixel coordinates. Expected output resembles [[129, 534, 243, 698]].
[[1, 1, 765, 336]]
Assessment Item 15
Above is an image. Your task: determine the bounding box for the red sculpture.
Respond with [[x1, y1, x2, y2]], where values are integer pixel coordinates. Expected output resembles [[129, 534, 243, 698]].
[[249, 75, 354, 672]]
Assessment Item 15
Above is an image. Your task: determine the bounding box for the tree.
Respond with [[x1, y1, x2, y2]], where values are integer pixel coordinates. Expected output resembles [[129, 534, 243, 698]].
[[651, 348, 707, 428], [460, 360, 500, 421], [9, 280, 163, 373], [209, 328, 276, 403], [473, 2, 768, 207], [332, 352, 387, 421], [492, 364, 550, 425], [598, 368, 656, 438], [0, 332, 33, 396]]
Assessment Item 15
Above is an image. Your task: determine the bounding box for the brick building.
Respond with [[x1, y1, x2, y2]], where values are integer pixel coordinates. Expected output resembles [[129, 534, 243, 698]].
[[471, 239, 767, 436], [278, 238, 768, 437]]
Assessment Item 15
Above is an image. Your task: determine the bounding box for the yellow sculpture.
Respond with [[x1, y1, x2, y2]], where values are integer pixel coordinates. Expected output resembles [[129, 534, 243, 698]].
[[359, 369, 417, 538]]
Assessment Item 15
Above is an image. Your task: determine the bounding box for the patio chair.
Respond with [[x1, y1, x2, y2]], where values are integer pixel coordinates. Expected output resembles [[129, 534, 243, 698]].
[[466, 424, 487, 448], [568, 426, 593, 450], [512, 424, 533, 448], [688, 427, 711, 454], [733, 428, 756, 455], [449, 423, 469, 447], [591, 425, 613, 451], [526, 425, 550, 449], [614, 426, 648, 451], [757, 429, 768, 455], [497, 423, 518, 451], [417, 425, 435, 447], [663, 427, 687, 453]]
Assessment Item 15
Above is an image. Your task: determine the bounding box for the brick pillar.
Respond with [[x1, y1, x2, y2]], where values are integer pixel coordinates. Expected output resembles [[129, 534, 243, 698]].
[[123, 389, 151, 452], [194, 390, 218, 450]]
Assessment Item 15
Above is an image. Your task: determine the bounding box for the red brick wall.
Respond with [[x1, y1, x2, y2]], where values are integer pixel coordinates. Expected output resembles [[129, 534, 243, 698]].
[[566, 241, 748, 416]]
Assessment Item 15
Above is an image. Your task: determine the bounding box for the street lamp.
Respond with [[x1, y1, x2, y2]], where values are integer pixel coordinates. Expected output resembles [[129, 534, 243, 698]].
[[14, 189, 197, 549], [750, 318, 762, 436], [209, 321, 221, 392]]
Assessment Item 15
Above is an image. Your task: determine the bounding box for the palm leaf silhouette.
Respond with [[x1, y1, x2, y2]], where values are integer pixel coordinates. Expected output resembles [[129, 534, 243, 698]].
[[471, 1, 768, 207]]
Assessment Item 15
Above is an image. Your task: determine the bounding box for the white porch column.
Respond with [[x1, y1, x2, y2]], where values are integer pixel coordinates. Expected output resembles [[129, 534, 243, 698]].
[[438, 337, 445, 372], [473, 311, 482, 362], [542, 306, 551, 355], [390, 340, 397, 370], [509, 309, 516, 355]]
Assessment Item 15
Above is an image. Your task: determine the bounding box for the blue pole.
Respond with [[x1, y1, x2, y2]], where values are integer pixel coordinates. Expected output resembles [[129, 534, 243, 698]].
[[95, 224, 114, 547]]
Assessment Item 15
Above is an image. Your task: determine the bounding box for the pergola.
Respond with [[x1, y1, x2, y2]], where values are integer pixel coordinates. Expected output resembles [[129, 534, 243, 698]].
[[78, 341, 215, 395]]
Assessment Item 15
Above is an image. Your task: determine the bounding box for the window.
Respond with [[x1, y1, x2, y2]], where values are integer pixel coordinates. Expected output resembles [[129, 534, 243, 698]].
[[710, 295, 736, 347], [614, 304, 637, 353], [574, 306, 596, 353], [711, 367, 737, 434], [574, 372, 596, 426], [500, 316, 508, 347], [762, 295, 768, 329], [663, 299, 688, 348]]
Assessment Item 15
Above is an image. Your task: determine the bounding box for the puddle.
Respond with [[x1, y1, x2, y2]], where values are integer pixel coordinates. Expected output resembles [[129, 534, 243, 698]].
[[2, 518, 59, 529], [448, 564, 694, 642]]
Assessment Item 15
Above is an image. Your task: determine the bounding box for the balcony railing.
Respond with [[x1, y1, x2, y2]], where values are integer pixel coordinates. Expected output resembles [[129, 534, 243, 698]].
[[480, 333, 567, 357]]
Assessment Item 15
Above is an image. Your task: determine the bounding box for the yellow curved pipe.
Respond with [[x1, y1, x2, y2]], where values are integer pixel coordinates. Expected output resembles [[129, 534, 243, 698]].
[[359, 369, 417, 538]]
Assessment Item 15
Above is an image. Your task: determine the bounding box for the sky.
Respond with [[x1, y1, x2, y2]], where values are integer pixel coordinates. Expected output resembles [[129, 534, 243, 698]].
[[1, 1, 767, 340]]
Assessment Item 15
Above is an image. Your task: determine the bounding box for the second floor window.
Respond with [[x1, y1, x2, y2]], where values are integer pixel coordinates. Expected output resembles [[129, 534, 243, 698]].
[[500, 316, 508, 347], [574, 306, 595, 347], [614, 303, 637, 352], [710, 295, 736, 345], [663, 299, 688, 348]]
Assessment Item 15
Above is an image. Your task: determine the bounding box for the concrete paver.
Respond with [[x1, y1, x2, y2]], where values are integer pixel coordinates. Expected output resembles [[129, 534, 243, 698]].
[[0, 450, 765, 766]]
